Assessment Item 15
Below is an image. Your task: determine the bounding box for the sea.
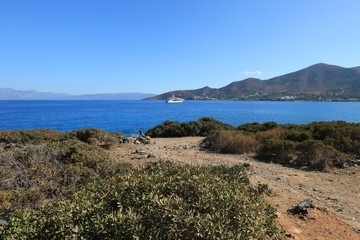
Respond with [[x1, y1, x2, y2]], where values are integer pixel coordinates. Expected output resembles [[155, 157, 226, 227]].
[[1, 100, 360, 135]]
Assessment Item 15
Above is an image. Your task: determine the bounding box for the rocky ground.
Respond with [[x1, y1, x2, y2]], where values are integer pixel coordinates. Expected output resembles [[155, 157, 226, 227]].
[[110, 137, 360, 240]]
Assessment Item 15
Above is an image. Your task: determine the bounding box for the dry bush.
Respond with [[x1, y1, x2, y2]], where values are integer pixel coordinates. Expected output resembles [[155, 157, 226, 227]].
[[0, 139, 120, 217], [295, 140, 350, 171], [256, 127, 286, 143], [203, 131, 259, 154]]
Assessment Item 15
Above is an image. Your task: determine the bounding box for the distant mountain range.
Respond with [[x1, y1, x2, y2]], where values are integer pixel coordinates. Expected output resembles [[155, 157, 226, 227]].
[[0, 88, 155, 100], [146, 63, 360, 101]]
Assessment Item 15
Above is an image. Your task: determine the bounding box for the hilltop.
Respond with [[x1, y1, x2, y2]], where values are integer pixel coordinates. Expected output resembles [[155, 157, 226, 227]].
[[146, 63, 360, 101]]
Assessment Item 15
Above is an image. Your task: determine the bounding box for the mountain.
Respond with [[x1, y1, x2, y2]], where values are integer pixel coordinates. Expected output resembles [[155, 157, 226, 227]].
[[0, 88, 70, 100], [0, 88, 155, 100], [67, 92, 156, 100], [146, 63, 360, 101]]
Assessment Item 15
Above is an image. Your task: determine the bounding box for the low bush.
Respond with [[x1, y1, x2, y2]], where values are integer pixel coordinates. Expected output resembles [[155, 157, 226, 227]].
[[0, 129, 63, 146], [146, 117, 234, 138], [237, 121, 278, 133], [0, 162, 282, 239], [50, 139, 111, 169], [256, 139, 349, 170], [295, 140, 349, 171], [283, 121, 360, 157], [256, 127, 286, 143], [64, 128, 118, 149], [203, 121, 360, 171], [0, 143, 114, 216], [256, 139, 296, 164], [202, 131, 258, 154]]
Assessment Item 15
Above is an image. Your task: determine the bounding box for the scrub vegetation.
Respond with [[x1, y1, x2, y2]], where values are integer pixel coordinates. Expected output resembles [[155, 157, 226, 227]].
[[0, 128, 283, 239], [203, 121, 359, 171], [145, 117, 234, 138]]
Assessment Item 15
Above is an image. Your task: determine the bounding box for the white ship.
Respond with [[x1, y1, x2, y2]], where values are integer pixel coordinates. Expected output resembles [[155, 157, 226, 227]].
[[165, 95, 184, 103]]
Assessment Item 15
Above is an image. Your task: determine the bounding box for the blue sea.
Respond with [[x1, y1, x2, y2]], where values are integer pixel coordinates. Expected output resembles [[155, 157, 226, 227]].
[[1, 100, 360, 135]]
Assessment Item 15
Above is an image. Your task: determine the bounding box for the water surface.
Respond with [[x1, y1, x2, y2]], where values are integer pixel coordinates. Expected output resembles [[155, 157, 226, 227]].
[[1, 100, 359, 135]]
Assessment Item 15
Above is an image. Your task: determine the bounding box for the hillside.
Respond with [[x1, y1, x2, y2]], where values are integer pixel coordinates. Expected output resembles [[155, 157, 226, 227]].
[[146, 63, 360, 101]]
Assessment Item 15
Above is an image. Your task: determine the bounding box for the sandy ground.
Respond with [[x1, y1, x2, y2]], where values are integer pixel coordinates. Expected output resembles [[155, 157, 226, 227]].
[[110, 137, 360, 240]]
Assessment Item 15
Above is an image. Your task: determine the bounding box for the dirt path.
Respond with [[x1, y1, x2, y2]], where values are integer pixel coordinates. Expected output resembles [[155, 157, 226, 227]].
[[110, 137, 360, 240]]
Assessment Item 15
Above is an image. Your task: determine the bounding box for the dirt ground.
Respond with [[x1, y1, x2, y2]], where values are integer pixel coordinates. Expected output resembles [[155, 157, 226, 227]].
[[110, 137, 360, 240]]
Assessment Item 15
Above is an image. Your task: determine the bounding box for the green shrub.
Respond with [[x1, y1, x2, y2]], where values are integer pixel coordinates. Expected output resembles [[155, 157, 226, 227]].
[[0, 129, 63, 145], [201, 121, 360, 170], [295, 140, 349, 170], [64, 128, 118, 149], [256, 139, 296, 164], [146, 117, 234, 138], [237, 121, 278, 133], [50, 140, 110, 168], [285, 129, 312, 142], [0, 162, 281, 239]]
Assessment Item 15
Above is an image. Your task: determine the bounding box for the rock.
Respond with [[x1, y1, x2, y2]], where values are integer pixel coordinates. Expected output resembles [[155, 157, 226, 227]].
[[327, 195, 340, 201], [242, 162, 251, 169], [289, 199, 315, 216], [147, 154, 157, 158], [119, 137, 130, 144], [136, 136, 151, 144], [132, 149, 146, 154], [0, 219, 7, 226]]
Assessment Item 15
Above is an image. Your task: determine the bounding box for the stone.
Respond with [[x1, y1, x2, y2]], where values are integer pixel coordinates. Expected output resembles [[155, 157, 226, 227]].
[[138, 136, 151, 144], [289, 198, 315, 216], [0, 219, 7, 226], [243, 162, 251, 169], [342, 162, 350, 168], [327, 195, 340, 201]]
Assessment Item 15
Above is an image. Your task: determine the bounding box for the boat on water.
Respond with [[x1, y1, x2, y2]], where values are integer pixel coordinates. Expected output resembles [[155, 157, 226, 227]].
[[165, 95, 184, 103]]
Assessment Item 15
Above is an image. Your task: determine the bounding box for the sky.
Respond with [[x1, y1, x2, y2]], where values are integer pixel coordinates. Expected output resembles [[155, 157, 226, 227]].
[[1, 0, 360, 95]]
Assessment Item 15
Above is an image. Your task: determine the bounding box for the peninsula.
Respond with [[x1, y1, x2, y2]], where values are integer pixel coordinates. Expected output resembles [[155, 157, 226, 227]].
[[146, 63, 360, 101]]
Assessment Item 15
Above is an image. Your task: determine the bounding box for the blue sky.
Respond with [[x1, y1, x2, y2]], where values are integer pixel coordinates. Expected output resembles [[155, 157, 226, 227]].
[[1, 0, 360, 94]]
